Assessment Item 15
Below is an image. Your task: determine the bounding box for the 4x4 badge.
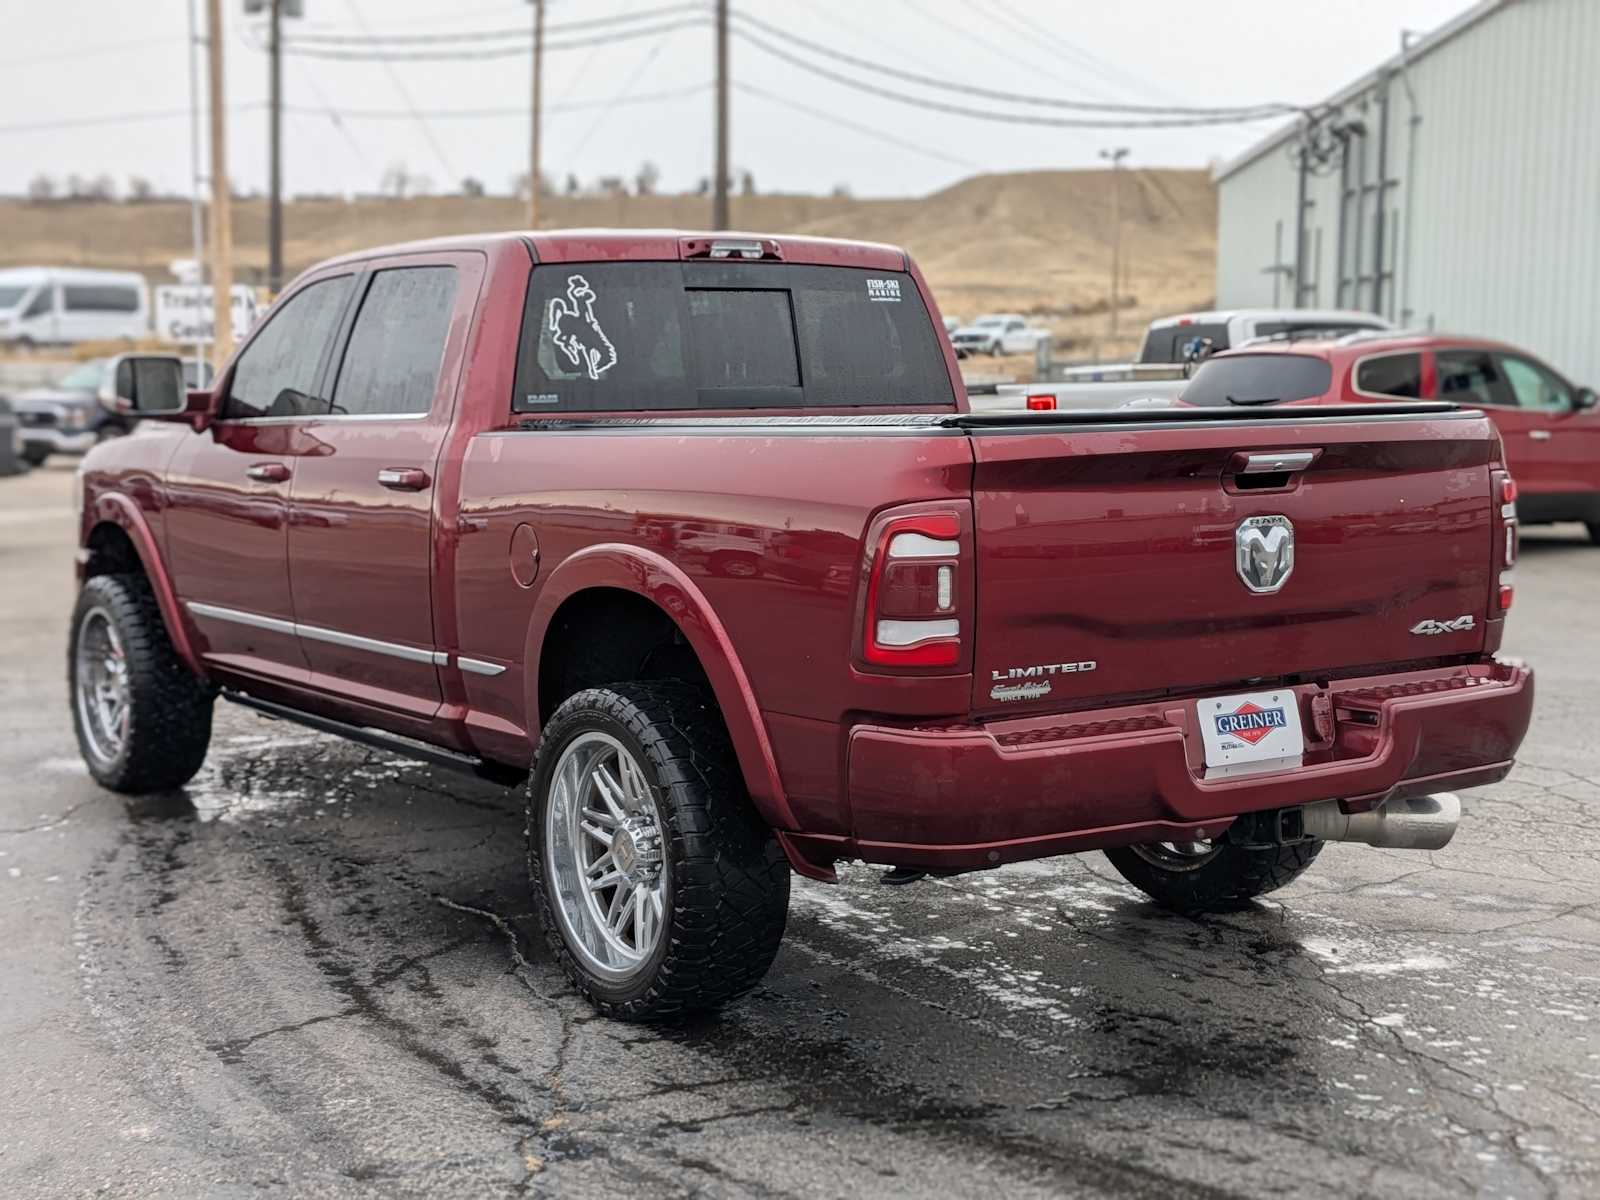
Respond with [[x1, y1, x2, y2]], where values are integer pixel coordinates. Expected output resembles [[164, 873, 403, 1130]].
[[1410, 615, 1476, 636]]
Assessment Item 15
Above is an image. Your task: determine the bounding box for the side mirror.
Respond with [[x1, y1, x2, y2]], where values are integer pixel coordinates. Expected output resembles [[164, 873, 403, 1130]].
[[1575, 387, 1598, 412], [110, 354, 187, 415]]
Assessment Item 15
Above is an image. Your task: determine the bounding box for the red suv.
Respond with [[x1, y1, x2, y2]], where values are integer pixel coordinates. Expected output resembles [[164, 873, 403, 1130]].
[[1180, 333, 1600, 540]]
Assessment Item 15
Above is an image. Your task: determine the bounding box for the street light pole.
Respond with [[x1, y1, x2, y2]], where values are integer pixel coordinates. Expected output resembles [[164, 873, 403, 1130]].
[[528, 0, 545, 228], [713, 0, 729, 230], [1099, 147, 1129, 340], [207, 0, 234, 368]]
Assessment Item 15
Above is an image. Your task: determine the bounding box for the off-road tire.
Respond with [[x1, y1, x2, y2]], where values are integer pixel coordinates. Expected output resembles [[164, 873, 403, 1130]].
[[69, 573, 214, 793], [527, 682, 790, 1020], [1104, 836, 1323, 912]]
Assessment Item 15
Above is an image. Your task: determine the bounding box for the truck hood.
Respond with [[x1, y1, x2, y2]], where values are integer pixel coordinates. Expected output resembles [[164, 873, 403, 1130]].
[[10, 388, 95, 411]]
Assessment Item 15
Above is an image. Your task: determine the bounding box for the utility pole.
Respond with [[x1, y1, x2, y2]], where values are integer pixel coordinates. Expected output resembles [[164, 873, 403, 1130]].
[[268, 0, 283, 295], [1099, 147, 1129, 339], [528, 0, 545, 228], [713, 0, 729, 230], [207, 0, 234, 367]]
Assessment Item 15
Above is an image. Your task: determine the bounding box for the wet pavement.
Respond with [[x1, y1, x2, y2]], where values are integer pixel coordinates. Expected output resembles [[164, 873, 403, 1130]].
[[3, 462, 1598, 1198]]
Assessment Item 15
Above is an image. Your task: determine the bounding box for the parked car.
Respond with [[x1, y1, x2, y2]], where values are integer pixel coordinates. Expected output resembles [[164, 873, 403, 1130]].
[[949, 312, 1045, 357], [10, 353, 202, 466], [70, 230, 1531, 1020], [1178, 332, 1600, 541], [1137, 308, 1392, 365], [942, 315, 962, 335], [0, 267, 151, 346], [0, 395, 26, 476]]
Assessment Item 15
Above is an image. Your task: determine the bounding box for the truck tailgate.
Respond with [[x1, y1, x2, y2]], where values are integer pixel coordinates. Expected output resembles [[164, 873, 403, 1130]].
[[964, 407, 1499, 718]]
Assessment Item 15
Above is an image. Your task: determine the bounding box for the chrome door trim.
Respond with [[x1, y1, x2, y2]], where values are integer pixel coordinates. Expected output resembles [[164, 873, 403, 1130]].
[[457, 656, 507, 677], [187, 601, 296, 637], [186, 601, 446, 666]]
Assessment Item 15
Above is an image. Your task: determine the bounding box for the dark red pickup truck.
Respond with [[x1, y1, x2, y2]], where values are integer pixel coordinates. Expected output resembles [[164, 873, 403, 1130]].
[[71, 231, 1533, 1019]]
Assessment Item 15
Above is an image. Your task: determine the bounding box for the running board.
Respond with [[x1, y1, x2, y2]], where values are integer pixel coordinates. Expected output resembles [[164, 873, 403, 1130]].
[[222, 689, 527, 787]]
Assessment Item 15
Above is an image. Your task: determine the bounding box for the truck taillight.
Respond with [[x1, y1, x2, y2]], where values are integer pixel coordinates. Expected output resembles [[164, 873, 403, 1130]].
[[862, 511, 965, 669], [1493, 470, 1517, 612], [1026, 393, 1057, 411]]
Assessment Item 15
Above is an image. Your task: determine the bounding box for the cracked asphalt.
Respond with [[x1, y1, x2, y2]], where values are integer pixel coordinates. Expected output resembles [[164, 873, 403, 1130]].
[[3, 462, 1598, 1198]]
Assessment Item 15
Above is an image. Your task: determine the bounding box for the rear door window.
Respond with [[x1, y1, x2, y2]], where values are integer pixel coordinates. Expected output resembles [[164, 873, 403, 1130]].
[[329, 266, 459, 417], [513, 262, 953, 412], [1437, 349, 1515, 408], [1355, 352, 1423, 398], [62, 284, 140, 313], [1181, 354, 1333, 407]]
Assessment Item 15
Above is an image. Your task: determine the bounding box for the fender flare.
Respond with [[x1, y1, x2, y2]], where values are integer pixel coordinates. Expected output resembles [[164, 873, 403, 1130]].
[[84, 492, 208, 680], [524, 544, 798, 833]]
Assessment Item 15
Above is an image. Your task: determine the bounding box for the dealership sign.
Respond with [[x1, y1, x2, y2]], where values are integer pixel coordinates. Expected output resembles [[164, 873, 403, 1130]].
[[154, 285, 261, 344]]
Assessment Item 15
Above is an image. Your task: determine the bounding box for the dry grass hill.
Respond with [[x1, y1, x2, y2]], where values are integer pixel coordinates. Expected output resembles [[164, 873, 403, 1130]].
[[0, 168, 1216, 361]]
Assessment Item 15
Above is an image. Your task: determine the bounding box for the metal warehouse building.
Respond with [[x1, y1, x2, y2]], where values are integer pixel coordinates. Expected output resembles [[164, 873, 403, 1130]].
[[1214, 0, 1600, 387]]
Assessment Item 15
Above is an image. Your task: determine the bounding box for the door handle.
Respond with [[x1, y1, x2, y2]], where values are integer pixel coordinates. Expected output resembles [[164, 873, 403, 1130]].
[[246, 462, 290, 483], [1528, 429, 1553, 441], [377, 467, 431, 492]]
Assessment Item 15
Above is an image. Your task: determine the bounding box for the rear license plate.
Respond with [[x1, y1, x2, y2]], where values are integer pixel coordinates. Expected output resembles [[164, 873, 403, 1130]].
[[1198, 689, 1305, 777]]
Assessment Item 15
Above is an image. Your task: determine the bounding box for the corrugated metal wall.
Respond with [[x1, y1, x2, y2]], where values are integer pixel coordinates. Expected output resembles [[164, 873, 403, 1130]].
[[1215, 0, 1600, 387]]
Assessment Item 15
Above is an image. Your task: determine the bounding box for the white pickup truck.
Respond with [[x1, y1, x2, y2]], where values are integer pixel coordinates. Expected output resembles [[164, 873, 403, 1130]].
[[948, 312, 1048, 357]]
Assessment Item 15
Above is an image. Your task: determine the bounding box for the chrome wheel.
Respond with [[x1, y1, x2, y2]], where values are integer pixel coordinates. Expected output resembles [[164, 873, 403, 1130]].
[[75, 606, 130, 767], [543, 731, 667, 982], [1128, 838, 1223, 872]]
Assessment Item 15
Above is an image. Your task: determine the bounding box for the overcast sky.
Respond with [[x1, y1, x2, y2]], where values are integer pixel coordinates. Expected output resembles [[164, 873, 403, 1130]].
[[2, 0, 1476, 200]]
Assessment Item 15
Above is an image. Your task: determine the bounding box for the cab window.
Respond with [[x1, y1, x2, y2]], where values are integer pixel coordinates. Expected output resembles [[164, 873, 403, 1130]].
[[329, 267, 458, 417]]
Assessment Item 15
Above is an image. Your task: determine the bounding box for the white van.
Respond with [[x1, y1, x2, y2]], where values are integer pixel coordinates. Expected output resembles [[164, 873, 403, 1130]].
[[0, 267, 151, 345]]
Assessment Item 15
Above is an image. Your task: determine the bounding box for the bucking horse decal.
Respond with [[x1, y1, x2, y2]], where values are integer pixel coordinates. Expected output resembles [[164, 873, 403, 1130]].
[[547, 274, 618, 381]]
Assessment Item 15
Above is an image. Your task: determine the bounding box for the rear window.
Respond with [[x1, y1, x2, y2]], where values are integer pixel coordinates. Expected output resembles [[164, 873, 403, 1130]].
[[1355, 352, 1423, 398], [1138, 322, 1229, 364], [513, 262, 954, 412], [1181, 354, 1333, 407]]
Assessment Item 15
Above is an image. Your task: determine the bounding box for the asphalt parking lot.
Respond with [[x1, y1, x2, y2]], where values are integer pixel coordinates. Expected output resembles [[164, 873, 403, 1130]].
[[2, 462, 1597, 1198]]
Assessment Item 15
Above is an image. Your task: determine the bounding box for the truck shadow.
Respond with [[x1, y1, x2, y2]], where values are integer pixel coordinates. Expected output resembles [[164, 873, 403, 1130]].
[[86, 724, 1531, 1192]]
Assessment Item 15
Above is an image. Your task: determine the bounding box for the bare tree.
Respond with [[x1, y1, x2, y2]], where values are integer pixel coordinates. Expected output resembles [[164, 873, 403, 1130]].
[[461, 176, 486, 198], [830, 182, 853, 199], [740, 169, 756, 197], [596, 176, 628, 197], [380, 162, 412, 199], [26, 174, 56, 203], [88, 174, 116, 201], [634, 160, 661, 197], [127, 176, 155, 202], [564, 173, 580, 196]]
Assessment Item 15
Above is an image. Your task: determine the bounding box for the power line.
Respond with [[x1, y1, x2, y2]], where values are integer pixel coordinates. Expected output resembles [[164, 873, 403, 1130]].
[[338, 0, 455, 180], [0, 36, 183, 70], [280, 17, 710, 61], [731, 10, 1290, 118], [733, 81, 979, 171], [729, 27, 1294, 129], [0, 104, 266, 136], [283, 82, 711, 121], [287, 2, 706, 44]]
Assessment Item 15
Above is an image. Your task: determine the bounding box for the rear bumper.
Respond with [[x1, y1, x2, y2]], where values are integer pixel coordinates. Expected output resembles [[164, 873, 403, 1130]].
[[787, 660, 1533, 874]]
